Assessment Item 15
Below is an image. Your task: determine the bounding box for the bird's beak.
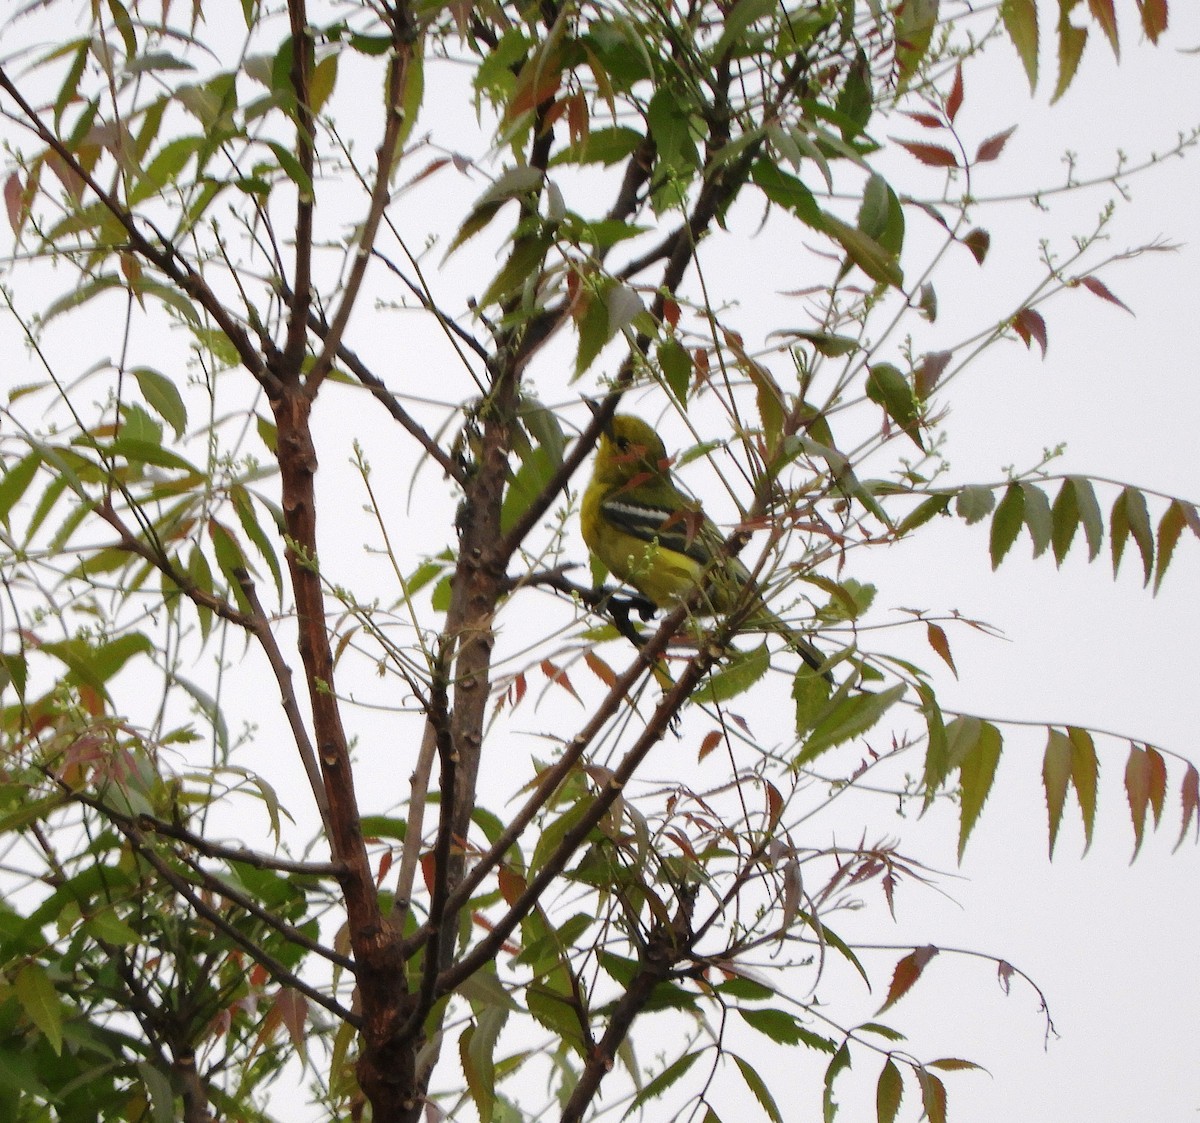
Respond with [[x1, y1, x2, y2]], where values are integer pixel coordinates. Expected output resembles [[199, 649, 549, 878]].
[[583, 396, 613, 438]]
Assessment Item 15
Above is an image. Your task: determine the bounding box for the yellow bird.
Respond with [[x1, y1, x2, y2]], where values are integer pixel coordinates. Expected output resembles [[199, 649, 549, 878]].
[[581, 414, 828, 677]]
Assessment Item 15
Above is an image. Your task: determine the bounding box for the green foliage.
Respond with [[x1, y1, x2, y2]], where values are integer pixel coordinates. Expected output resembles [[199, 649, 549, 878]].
[[0, 0, 1189, 1120]]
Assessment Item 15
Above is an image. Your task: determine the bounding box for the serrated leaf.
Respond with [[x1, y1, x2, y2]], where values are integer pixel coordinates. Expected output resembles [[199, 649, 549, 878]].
[[958, 721, 1002, 861], [1012, 306, 1048, 356], [917, 1069, 948, 1123], [989, 483, 1024, 568], [132, 367, 188, 438], [658, 338, 692, 404], [1153, 499, 1187, 593], [796, 683, 906, 765], [1002, 0, 1040, 90], [962, 226, 990, 264], [1067, 726, 1098, 854], [1079, 274, 1133, 314], [1070, 475, 1103, 559], [895, 139, 958, 167], [0, 452, 41, 526], [1175, 763, 1199, 852], [1020, 482, 1052, 558], [876, 1058, 903, 1123], [1050, 477, 1079, 565], [1126, 745, 1151, 860], [925, 623, 957, 677], [1088, 0, 1120, 57], [877, 945, 938, 1014], [1053, 0, 1089, 101], [1112, 487, 1153, 584], [696, 643, 770, 704], [1044, 729, 1072, 859], [735, 1054, 784, 1123], [866, 363, 923, 450], [823, 1042, 852, 1123], [15, 963, 63, 1055], [955, 485, 995, 526], [975, 125, 1017, 163], [631, 1050, 700, 1111]]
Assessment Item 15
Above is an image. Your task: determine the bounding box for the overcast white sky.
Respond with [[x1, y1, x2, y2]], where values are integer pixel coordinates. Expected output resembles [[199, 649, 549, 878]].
[[1, 2, 1199, 1121]]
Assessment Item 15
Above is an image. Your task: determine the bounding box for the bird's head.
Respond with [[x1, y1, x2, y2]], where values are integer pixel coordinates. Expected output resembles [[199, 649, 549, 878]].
[[593, 414, 670, 486]]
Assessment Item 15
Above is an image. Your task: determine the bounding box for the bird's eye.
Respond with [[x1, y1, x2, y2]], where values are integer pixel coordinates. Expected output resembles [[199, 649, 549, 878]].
[[616, 437, 630, 451]]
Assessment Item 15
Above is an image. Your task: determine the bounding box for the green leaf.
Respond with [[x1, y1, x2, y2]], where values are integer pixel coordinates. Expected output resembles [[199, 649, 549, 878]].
[[0, 453, 41, 526], [735, 1054, 784, 1123], [550, 125, 644, 167], [658, 338, 692, 404], [823, 1042, 852, 1123], [1070, 475, 1104, 559], [1050, 477, 1079, 564], [989, 483, 1024, 568], [796, 683, 906, 765], [1020, 482, 1052, 557], [957, 721, 1002, 861], [894, 0, 940, 84], [712, 0, 777, 59], [1043, 728, 1072, 859], [1002, 0, 1040, 91], [695, 643, 769, 704], [876, 1058, 903, 1123], [897, 492, 951, 536], [132, 367, 188, 438], [1067, 726, 1098, 854], [866, 363, 922, 449], [630, 1050, 700, 1111], [15, 963, 63, 1055], [1052, 0, 1089, 102], [739, 1007, 812, 1046], [1112, 486, 1153, 584], [823, 214, 904, 289], [1153, 499, 1187, 593], [955, 485, 994, 526]]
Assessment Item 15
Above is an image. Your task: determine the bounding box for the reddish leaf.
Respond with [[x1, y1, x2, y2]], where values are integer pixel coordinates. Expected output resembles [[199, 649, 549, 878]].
[[926, 623, 957, 678], [540, 658, 581, 702], [917, 1068, 947, 1123], [904, 110, 945, 129], [1088, 0, 1120, 57], [914, 350, 952, 399], [1175, 763, 1199, 852], [1043, 730, 1072, 859], [662, 297, 681, 329], [764, 780, 784, 828], [4, 172, 23, 235], [946, 63, 964, 122], [962, 227, 990, 264], [974, 125, 1017, 163], [877, 945, 938, 1013], [1079, 275, 1133, 314], [896, 139, 959, 168], [1012, 307, 1048, 357], [498, 864, 526, 905], [698, 729, 723, 762], [274, 988, 309, 1053], [1137, 0, 1168, 42], [1153, 500, 1187, 594], [1147, 746, 1167, 826], [375, 849, 393, 887], [1126, 745, 1151, 859], [583, 650, 616, 686]]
